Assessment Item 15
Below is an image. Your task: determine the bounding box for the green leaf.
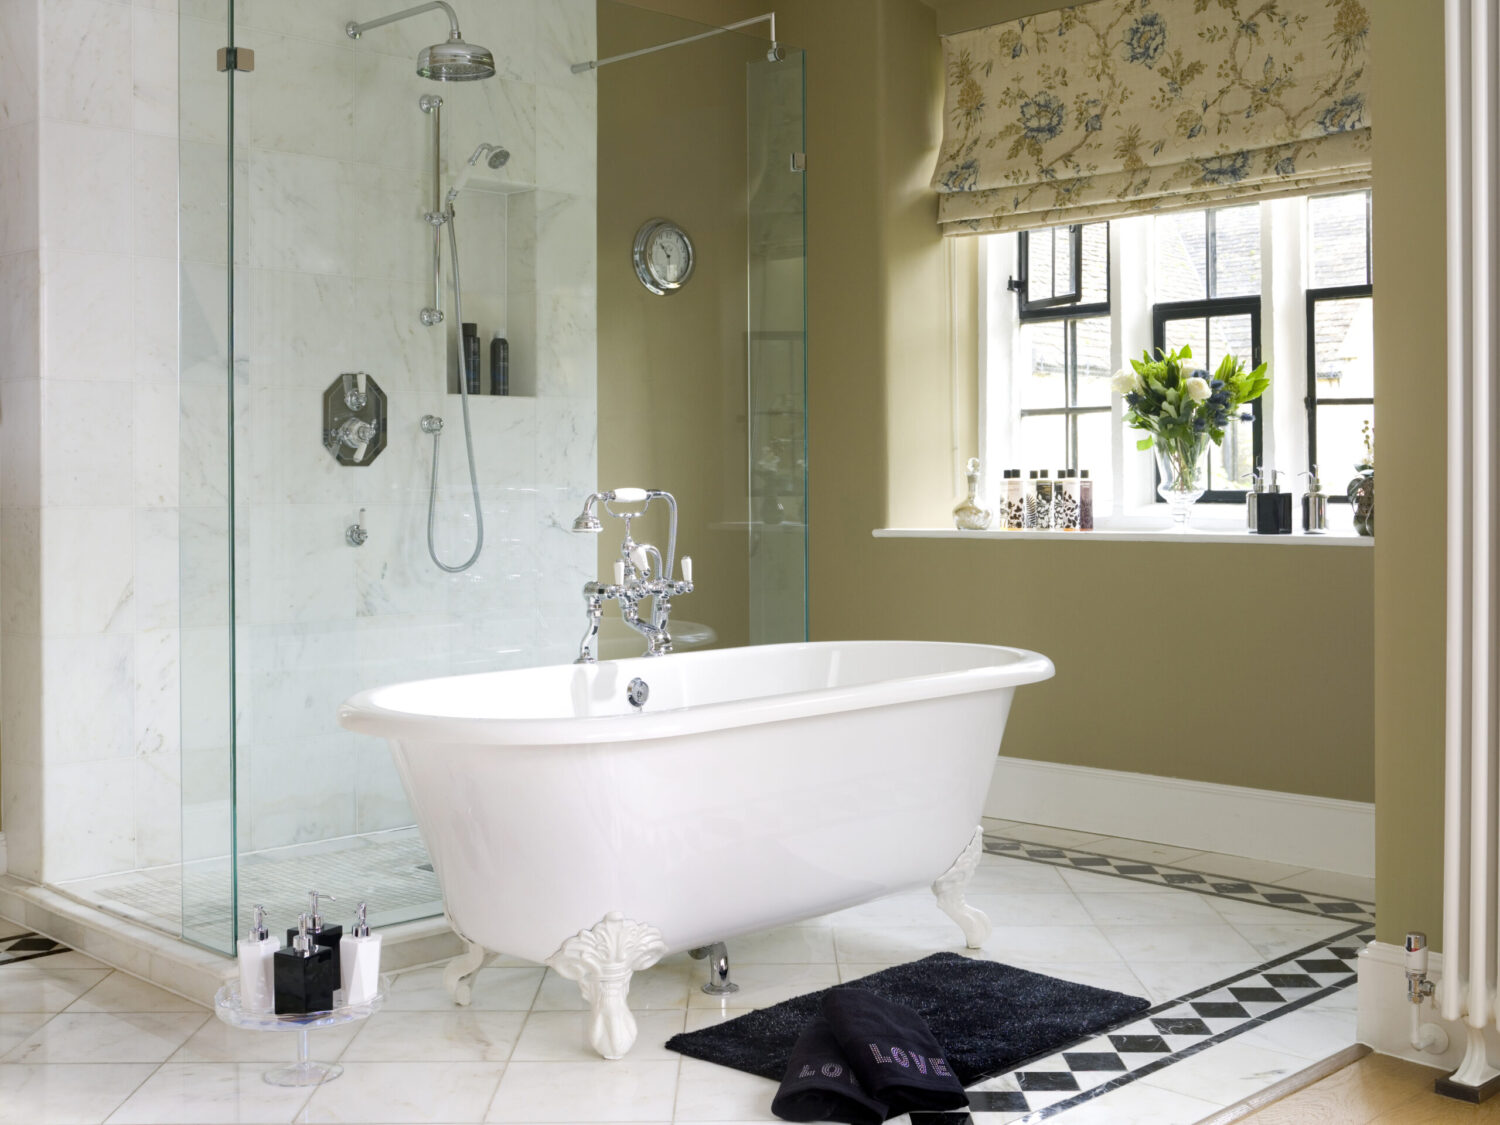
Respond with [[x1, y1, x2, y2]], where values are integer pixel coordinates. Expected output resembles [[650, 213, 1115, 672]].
[[1136, 436, 1154, 451]]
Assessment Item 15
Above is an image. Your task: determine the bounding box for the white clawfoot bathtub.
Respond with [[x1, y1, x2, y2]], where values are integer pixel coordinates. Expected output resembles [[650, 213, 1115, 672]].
[[339, 640, 1053, 1058]]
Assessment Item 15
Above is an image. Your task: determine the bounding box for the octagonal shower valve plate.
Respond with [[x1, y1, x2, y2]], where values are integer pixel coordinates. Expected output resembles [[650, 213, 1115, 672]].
[[323, 373, 388, 466]]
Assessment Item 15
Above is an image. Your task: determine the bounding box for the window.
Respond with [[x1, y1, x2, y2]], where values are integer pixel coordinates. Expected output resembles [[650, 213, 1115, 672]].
[[980, 190, 1373, 524]]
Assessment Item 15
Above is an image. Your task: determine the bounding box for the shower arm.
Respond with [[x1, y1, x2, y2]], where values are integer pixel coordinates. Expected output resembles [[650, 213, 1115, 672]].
[[571, 12, 778, 73], [347, 1, 462, 42]]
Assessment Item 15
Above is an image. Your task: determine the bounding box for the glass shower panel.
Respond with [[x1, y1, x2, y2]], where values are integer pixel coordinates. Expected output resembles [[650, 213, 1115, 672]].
[[747, 50, 807, 644], [183, 0, 598, 949]]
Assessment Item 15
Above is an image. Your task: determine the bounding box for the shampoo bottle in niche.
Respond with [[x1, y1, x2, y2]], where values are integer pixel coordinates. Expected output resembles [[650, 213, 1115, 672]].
[[462, 322, 481, 394], [236, 904, 279, 1014], [490, 334, 509, 396], [340, 902, 383, 1006], [1079, 469, 1094, 530], [287, 891, 341, 981], [273, 913, 338, 1015], [1002, 469, 1026, 529]]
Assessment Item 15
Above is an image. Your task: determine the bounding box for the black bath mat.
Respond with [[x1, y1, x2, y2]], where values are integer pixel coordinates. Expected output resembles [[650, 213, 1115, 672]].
[[664, 951, 1149, 1086]]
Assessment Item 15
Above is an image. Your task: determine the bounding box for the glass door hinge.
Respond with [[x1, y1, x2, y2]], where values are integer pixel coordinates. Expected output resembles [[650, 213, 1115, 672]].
[[217, 46, 255, 72], [790, 152, 806, 172]]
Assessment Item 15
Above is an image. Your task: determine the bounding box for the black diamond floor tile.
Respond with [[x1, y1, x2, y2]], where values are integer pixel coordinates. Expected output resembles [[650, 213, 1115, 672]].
[[1062, 1051, 1127, 1072], [1316, 902, 1365, 914], [1191, 1001, 1251, 1019], [1229, 987, 1286, 1004], [1115, 864, 1160, 875], [1297, 959, 1352, 975], [1109, 1034, 1171, 1053], [1069, 857, 1111, 867], [1152, 1016, 1212, 1036], [1211, 882, 1256, 893], [1263, 892, 1311, 904], [966, 1091, 1030, 1112], [1263, 973, 1320, 990], [1017, 1071, 1080, 1092], [1162, 873, 1207, 884]]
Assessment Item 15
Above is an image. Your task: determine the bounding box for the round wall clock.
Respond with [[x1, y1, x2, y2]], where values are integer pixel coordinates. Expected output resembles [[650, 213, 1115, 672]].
[[633, 218, 695, 296]]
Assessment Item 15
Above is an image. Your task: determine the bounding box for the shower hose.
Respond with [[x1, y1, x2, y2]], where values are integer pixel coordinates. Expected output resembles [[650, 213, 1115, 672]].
[[425, 212, 485, 573]]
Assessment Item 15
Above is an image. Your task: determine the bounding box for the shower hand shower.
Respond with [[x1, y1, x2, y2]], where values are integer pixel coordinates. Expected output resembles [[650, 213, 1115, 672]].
[[445, 143, 511, 205]]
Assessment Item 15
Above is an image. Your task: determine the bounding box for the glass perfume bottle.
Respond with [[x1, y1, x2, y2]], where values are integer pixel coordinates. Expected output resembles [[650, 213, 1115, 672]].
[[952, 458, 993, 530]]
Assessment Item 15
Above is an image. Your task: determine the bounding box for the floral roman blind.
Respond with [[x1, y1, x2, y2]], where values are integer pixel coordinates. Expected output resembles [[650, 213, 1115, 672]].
[[932, 0, 1371, 235]]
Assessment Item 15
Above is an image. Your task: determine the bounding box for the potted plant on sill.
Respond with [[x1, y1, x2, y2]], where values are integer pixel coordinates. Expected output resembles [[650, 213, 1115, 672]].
[[1348, 420, 1374, 536], [1112, 346, 1269, 530]]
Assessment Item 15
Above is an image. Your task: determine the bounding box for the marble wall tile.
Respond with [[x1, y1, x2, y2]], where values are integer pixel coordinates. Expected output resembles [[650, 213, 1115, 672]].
[[179, 626, 231, 754], [441, 78, 538, 191], [44, 759, 137, 880], [134, 507, 178, 633], [0, 632, 44, 878], [0, 249, 40, 380], [0, 0, 39, 129], [39, 121, 132, 254], [466, 0, 539, 85], [246, 148, 344, 273], [41, 249, 134, 382], [0, 377, 41, 507], [42, 633, 135, 764], [535, 81, 595, 195], [130, 3, 177, 137], [339, 161, 431, 283], [242, 30, 354, 160], [0, 123, 40, 253], [245, 268, 354, 387], [238, 0, 350, 47], [350, 50, 431, 174], [40, 505, 135, 634], [133, 131, 178, 258], [176, 15, 226, 146], [535, 0, 596, 89], [134, 383, 179, 508], [0, 507, 42, 635], [244, 734, 358, 850], [133, 256, 177, 382], [41, 381, 135, 507], [40, 0, 133, 130]]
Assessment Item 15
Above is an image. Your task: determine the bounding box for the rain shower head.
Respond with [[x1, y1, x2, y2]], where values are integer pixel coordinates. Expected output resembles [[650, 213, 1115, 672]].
[[346, 1, 496, 82]]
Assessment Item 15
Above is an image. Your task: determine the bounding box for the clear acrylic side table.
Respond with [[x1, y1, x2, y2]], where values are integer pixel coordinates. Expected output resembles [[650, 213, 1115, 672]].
[[213, 983, 387, 1086]]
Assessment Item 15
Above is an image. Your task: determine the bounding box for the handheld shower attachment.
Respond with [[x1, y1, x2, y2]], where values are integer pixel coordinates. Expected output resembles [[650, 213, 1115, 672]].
[[446, 143, 511, 205]]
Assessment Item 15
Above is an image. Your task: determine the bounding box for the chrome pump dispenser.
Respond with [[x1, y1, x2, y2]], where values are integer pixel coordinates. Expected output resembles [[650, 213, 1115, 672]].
[[1246, 469, 1264, 531], [1300, 467, 1328, 534]]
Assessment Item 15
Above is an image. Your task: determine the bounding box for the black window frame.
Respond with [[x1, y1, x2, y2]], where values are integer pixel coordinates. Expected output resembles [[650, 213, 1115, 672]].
[[1305, 189, 1374, 501], [1151, 296, 1264, 503], [1013, 224, 1111, 321]]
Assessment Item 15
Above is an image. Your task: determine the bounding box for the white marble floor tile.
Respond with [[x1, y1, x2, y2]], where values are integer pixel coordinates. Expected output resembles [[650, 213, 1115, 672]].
[[1232, 1001, 1359, 1061], [1126, 960, 1264, 1003], [1228, 920, 1354, 959], [1272, 869, 1376, 902], [4, 1010, 208, 1063], [484, 1059, 681, 1122], [672, 1058, 781, 1122], [1099, 922, 1263, 963], [1076, 890, 1225, 926], [1034, 1080, 1219, 1124], [31, 952, 113, 970], [1137, 1038, 1315, 1103], [0, 1012, 52, 1056], [1172, 851, 1313, 885], [532, 961, 695, 1012], [341, 1010, 527, 1063], [1006, 959, 1149, 998], [964, 892, 1096, 926], [295, 1061, 505, 1123], [1057, 868, 1164, 895], [724, 924, 836, 964], [170, 1016, 363, 1063], [967, 858, 1072, 893], [104, 1062, 315, 1123], [1205, 895, 1321, 925], [68, 971, 204, 1013], [0, 967, 113, 1012], [0, 1061, 156, 1125], [980, 924, 1130, 964], [686, 963, 840, 1010], [384, 966, 545, 1012], [510, 1010, 685, 1061], [822, 893, 950, 927]]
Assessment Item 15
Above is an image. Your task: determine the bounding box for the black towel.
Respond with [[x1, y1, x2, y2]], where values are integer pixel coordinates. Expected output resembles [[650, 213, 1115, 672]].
[[821, 988, 968, 1118], [771, 1017, 889, 1124]]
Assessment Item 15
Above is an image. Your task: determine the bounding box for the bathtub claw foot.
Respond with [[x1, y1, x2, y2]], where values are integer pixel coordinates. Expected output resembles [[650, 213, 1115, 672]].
[[546, 912, 667, 1059], [444, 940, 491, 1006], [932, 826, 991, 949]]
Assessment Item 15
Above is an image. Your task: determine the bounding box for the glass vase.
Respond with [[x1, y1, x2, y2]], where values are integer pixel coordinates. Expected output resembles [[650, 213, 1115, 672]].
[[1154, 433, 1210, 530]]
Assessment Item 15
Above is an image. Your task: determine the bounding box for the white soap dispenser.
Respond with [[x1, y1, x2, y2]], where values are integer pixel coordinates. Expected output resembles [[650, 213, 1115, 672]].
[[237, 904, 280, 1014], [340, 902, 382, 1006]]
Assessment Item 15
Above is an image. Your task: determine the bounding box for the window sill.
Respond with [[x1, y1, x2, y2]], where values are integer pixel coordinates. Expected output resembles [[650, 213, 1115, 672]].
[[872, 526, 1373, 546]]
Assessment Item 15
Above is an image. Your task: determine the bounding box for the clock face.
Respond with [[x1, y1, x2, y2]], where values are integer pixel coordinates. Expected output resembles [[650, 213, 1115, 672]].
[[634, 219, 694, 295]]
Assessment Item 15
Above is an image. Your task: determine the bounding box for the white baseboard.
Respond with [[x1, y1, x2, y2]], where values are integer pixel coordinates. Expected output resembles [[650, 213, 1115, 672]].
[[986, 756, 1375, 876], [1356, 940, 1492, 1071]]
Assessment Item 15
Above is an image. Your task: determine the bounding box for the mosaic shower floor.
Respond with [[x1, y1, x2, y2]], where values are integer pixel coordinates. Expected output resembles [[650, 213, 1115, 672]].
[[0, 818, 1375, 1124], [56, 828, 442, 940]]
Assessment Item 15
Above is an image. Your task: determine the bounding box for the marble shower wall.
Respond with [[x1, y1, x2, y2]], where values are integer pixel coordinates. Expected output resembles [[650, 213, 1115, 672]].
[[1, 0, 598, 885]]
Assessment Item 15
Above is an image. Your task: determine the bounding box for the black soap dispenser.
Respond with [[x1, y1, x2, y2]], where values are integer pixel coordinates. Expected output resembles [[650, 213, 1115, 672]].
[[274, 912, 339, 1014], [1254, 469, 1293, 535], [287, 891, 342, 980]]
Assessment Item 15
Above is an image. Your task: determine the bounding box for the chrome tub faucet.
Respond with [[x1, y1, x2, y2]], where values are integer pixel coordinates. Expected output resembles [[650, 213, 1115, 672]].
[[570, 489, 693, 664]]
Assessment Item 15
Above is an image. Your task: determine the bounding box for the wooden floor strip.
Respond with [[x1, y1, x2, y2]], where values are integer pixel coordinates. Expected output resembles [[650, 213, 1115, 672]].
[[1192, 1043, 1373, 1125]]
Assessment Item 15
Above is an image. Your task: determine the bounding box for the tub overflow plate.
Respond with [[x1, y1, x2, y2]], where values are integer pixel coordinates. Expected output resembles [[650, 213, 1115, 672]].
[[627, 678, 650, 709]]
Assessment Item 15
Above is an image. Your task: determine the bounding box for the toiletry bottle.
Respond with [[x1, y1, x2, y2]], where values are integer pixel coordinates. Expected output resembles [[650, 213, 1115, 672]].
[[1300, 467, 1328, 534], [1034, 470, 1053, 530], [1056, 469, 1080, 530], [1254, 469, 1293, 534], [288, 891, 342, 981], [236, 904, 279, 1014], [340, 902, 383, 1007], [952, 457, 993, 530], [1079, 469, 1094, 530], [1246, 469, 1263, 531], [1002, 469, 1026, 529], [490, 334, 509, 396], [1023, 470, 1039, 528], [462, 322, 481, 394], [274, 912, 338, 1015]]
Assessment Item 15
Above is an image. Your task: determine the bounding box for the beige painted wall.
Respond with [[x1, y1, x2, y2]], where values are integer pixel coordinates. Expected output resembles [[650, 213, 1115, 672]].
[[1370, 0, 1446, 947], [598, 0, 1376, 804]]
